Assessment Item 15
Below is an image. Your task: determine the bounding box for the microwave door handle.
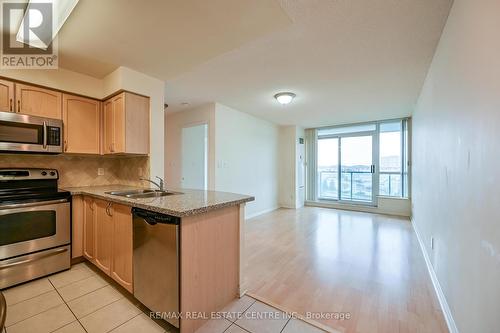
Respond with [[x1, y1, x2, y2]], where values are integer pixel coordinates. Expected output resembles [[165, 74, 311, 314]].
[[42, 121, 47, 149]]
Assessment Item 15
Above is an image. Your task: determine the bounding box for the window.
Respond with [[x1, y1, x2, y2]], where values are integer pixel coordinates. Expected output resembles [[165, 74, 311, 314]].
[[378, 120, 409, 198], [306, 118, 410, 205]]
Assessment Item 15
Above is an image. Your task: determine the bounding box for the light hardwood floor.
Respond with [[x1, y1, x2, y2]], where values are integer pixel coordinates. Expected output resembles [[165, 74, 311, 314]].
[[245, 207, 448, 333]]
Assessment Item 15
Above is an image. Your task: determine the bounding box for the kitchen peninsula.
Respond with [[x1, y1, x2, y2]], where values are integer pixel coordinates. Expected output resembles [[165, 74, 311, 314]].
[[67, 185, 254, 333]]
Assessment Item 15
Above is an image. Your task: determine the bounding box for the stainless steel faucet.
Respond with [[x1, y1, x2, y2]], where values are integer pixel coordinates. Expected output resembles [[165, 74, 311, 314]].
[[140, 176, 165, 191]]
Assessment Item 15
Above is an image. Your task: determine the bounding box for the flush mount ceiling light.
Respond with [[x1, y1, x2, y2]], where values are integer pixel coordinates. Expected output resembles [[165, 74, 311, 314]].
[[16, 0, 80, 50], [274, 92, 296, 105]]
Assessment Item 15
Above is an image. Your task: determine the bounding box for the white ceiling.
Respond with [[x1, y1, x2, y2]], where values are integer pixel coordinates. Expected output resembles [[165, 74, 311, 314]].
[[55, 0, 291, 79], [165, 0, 453, 128]]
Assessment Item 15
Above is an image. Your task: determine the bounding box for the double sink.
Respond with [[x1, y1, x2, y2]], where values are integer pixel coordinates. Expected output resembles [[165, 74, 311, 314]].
[[105, 189, 182, 199]]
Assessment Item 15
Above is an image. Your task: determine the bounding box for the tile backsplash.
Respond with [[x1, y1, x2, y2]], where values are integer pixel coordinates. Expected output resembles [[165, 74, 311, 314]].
[[0, 154, 150, 188]]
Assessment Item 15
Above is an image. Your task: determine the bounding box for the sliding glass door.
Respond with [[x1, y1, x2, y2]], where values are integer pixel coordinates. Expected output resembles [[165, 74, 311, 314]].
[[340, 135, 374, 202], [317, 131, 376, 205]]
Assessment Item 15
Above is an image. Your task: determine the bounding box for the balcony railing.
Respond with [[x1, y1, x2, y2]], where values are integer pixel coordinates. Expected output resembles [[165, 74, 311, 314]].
[[318, 170, 403, 200]]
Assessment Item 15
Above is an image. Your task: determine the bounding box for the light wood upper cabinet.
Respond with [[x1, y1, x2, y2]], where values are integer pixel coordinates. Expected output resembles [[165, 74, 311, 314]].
[[0, 79, 14, 112], [15, 83, 62, 119], [83, 197, 96, 262], [62, 94, 101, 154], [111, 204, 133, 292], [103, 92, 149, 155], [94, 199, 114, 275], [103, 99, 114, 154]]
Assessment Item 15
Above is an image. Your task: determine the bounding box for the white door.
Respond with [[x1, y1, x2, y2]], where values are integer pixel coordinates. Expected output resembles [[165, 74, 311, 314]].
[[181, 124, 208, 190]]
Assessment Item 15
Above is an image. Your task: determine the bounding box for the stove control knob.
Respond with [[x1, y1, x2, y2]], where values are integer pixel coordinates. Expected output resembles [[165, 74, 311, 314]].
[[50, 171, 56, 176], [41, 171, 47, 176]]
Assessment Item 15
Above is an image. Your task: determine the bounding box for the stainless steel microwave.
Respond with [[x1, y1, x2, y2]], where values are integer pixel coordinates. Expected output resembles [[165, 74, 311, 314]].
[[0, 111, 62, 154]]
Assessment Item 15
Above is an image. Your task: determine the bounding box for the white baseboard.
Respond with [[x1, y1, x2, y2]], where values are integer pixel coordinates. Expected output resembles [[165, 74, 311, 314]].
[[412, 219, 459, 333], [245, 206, 279, 220]]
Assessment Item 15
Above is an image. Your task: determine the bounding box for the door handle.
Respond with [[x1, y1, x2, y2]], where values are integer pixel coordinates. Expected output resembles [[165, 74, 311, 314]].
[[42, 121, 48, 149], [106, 202, 113, 216], [0, 198, 67, 209], [0, 247, 68, 270], [370, 165, 375, 174]]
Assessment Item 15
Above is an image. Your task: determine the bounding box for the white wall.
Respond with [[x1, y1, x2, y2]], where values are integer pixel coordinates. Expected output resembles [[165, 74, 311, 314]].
[[165, 103, 216, 189], [0, 68, 103, 99], [215, 103, 279, 218], [412, 0, 500, 332]]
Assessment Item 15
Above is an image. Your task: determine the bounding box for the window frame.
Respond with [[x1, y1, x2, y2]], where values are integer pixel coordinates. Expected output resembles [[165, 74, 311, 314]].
[[306, 117, 411, 205]]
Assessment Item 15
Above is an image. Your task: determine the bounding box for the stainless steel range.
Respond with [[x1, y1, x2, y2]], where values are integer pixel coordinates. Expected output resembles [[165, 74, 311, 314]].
[[0, 168, 71, 289]]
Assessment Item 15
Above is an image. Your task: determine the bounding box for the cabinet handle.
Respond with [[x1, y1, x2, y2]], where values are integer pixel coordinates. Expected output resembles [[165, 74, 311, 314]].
[[111, 143, 115, 152], [105, 202, 113, 216], [17, 100, 20, 112], [64, 140, 68, 152], [9, 98, 12, 111]]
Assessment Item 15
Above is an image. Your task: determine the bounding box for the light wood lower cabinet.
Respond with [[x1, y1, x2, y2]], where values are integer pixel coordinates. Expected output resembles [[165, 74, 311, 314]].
[[111, 204, 133, 292], [83, 196, 96, 262], [94, 199, 114, 275], [71, 196, 84, 259], [75, 196, 133, 292]]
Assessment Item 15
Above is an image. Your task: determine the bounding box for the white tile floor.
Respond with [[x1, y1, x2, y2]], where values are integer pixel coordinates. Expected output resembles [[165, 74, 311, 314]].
[[2, 262, 328, 333], [2, 263, 169, 333]]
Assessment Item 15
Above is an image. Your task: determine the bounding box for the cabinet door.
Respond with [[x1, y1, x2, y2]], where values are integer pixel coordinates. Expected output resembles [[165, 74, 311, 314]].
[[94, 200, 113, 275], [0, 79, 14, 112], [111, 204, 133, 292], [72, 195, 84, 259], [124, 92, 149, 154], [112, 94, 125, 153], [15, 83, 62, 119], [83, 197, 96, 262], [62, 94, 100, 154], [103, 99, 114, 154]]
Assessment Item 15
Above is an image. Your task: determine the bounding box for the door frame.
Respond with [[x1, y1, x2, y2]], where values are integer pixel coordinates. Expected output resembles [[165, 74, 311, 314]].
[[181, 121, 209, 190], [316, 129, 379, 207]]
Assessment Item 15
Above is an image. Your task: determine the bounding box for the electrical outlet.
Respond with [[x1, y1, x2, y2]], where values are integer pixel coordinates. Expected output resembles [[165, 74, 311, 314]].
[[97, 168, 104, 176], [430, 237, 434, 250]]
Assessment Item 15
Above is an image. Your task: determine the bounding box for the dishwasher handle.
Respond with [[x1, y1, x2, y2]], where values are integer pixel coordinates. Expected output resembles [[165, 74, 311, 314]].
[[132, 207, 181, 225]]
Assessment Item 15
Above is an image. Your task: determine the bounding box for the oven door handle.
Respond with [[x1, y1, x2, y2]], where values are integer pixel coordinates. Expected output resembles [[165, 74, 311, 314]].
[[0, 247, 68, 270], [0, 199, 68, 210], [42, 121, 48, 149]]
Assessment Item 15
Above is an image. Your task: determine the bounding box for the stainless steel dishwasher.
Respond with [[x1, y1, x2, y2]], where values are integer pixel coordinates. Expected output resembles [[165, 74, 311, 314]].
[[132, 208, 180, 328]]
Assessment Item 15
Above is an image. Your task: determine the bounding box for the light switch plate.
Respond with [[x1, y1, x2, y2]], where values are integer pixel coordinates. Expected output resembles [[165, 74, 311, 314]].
[[97, 168, 104, 176]]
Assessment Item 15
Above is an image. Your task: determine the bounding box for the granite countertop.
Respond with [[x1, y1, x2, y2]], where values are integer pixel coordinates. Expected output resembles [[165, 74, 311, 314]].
[[63, 185, 254, 217]]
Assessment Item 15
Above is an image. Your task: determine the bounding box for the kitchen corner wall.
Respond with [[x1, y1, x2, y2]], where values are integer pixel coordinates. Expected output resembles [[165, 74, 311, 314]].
[[412, 0, 500, 331], [0, 66, 165, 183]]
